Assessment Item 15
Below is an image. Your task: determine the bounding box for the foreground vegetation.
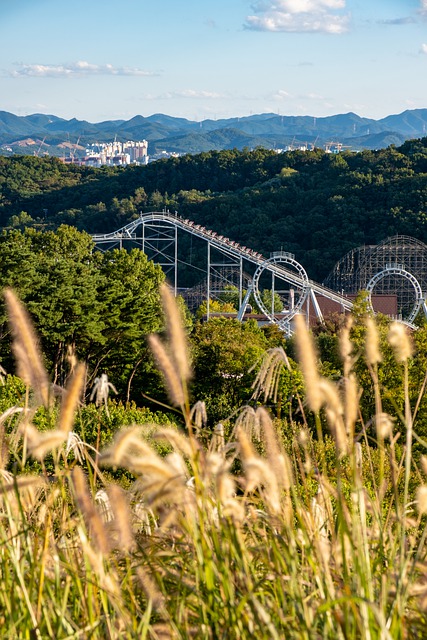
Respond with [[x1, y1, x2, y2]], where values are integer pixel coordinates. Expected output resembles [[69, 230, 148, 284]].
[[1, 284, 427, 639]]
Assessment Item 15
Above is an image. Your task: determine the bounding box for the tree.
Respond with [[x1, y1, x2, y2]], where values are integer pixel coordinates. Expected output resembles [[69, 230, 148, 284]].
[[0, 226, 106, 383], [8, 211, 34, 228], [196, 299, 237, 319], [190, 318, 269, 424], [95, 248, 165, 400], [0, 227, 166, 395]]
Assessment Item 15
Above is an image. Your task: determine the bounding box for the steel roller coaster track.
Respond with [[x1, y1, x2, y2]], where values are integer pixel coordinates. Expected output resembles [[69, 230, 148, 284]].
[[92, 211, 426, 333]]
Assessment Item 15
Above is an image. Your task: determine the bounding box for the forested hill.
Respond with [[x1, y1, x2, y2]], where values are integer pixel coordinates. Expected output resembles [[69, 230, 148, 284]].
[[1, 138, 427, 281]]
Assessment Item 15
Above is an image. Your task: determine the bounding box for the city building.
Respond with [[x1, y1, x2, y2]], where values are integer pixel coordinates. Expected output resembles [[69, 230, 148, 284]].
[[83, 139, 149, 166]]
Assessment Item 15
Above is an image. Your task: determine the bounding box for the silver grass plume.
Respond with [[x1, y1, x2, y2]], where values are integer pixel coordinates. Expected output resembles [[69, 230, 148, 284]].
[[160, 282, 191, 382], [154, 428, 194, 457], [232, 406, 261, 442], [21, 422, 68, 461], [101, 426, 158, 467], [4, 288, 50, 406], [251, 346, 292, 403], [59, 362, 86, 434], [365, 316, 382, 365], [148, 334, 185, 408], [293, 314, 322, 412], [344, 372, 359, 437], [318, 378, 348, 456], [71, 467, 110, 554], [339, 316, 354, 378], [256, 407, 293, 491], [107, 484, 136, 552], [189, 400, 207, 430], [388, 321, 414, 362]]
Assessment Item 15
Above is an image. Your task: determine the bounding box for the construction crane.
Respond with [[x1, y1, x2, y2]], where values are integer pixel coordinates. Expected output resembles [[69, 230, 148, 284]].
[[324, 141, 352, 153], [70, 136, 81, 163], [34, 136, 46, 157]]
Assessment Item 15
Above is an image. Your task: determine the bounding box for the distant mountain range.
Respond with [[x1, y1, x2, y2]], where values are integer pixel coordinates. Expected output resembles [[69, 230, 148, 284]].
[[1, 109, 427, 158]]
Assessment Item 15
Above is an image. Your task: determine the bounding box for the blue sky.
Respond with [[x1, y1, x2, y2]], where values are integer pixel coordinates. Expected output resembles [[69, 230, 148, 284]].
[[1, 0, 427, 122]]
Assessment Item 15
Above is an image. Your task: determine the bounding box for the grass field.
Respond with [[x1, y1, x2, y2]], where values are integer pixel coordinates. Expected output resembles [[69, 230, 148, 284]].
[[1, 286, 427, 639]]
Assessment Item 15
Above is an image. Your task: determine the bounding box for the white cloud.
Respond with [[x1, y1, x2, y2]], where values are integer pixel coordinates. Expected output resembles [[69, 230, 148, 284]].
[[377, 17, 416, 25], [421, 43, 427, 54], [272, 89, 293, 99], [148, 89, 225, 100], [272, 90, 325, 101], [10, 61, 158, 78], [244, 0, 349, 34]]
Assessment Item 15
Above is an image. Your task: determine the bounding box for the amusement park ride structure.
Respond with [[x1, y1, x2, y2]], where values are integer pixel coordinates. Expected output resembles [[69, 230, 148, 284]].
[[92, 211, 427, 335]]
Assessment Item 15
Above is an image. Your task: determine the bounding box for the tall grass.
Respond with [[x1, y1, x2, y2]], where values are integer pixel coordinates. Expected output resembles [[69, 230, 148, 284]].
[[1, 286, 427, 638]]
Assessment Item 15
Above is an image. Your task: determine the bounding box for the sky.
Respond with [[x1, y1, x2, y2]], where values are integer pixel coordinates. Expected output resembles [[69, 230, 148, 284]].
[[1, 0, 427, 123]]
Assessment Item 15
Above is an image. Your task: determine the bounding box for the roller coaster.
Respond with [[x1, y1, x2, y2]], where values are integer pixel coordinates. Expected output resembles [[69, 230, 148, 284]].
[[92, 211, 427, 334]]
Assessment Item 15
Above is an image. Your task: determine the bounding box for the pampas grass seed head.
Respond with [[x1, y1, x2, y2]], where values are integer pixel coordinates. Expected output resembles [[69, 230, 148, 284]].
[[160, 282, 191, 382], [293, 314, 322, 412], [4, 288, 51, 406], [148, 334, 185, 407], [365, 316, 382, 365], [417, 485, 427, 514], [375, 412, 394, 440], [388, 321, 414, 362]]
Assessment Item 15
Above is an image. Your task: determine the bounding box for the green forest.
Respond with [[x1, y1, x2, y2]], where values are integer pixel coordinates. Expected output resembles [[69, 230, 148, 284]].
[[1, 138, 427, 281]]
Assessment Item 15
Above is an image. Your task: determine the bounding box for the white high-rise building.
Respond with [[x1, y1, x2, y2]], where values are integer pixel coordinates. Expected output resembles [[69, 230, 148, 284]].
[[84, 140, 149, 166]]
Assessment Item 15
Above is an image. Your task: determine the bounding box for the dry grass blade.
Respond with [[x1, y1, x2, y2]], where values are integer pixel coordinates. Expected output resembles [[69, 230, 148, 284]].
[[160, 283, 191, 382], [0, 423, 10, 470], [136, 566, 166, 612], [148, 334, 185, 408], [209, 423, 225, 455], [4, 288, 50, 406], [244, 457, 281, 513], [416, 486, 427, 514], [59, 362, 86, 434], [257, 407, 280, 458]]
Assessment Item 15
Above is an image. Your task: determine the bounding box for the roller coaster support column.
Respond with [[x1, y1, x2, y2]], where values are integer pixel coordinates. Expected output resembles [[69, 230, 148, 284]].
[[174, 223, 178, 296], [207, 243, 211, 321], [237, 286, 253, 321], [309, 288, 324, 324], [239, 255, 243, 310]]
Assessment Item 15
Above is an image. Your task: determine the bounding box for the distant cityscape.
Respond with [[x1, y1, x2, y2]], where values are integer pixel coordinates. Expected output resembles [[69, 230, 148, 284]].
[[58, 139, 186, 166], [58, 138, 346, 168]]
